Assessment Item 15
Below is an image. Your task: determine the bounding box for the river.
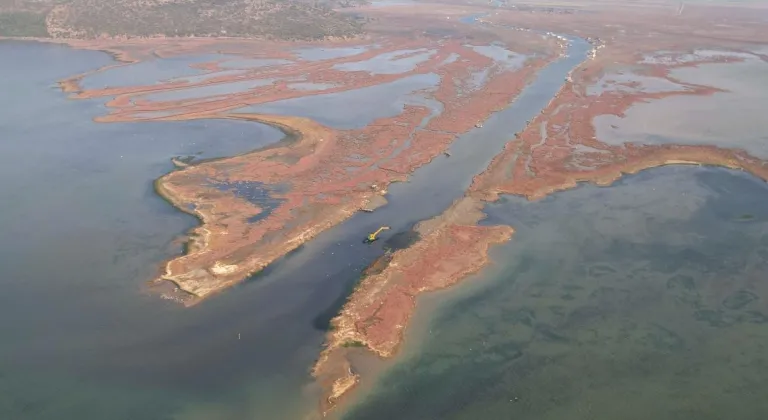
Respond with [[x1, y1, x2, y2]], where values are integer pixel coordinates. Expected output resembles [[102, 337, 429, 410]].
[[0, 27, 590, 420]]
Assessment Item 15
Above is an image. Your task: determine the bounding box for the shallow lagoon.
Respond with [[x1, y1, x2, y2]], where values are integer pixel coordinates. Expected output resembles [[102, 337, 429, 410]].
[[344, 165, 768, 420], [293, 45, 369, 61], [470, 44, 527, 69], [79, 53, 230, 90], [594, 56, 768, 158], [333, 49, 436, 75], [587, 70, 687, 96], [238, 73, 441, 129]]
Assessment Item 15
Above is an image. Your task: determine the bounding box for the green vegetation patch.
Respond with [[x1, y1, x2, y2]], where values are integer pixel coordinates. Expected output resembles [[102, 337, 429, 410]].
[[0, 11, 50, 37]]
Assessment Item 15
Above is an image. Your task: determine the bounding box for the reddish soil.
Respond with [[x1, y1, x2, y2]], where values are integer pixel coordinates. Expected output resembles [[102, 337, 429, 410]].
[[314, 197, 513, 414], [313, 1, 768, 416], [51, 8, 558, 305], [158, 35, 544, 298], [470, 58, 766, 201], [151, 38, 552, 304], [67, 38, 552, 128], [38, 1, 768, 415]]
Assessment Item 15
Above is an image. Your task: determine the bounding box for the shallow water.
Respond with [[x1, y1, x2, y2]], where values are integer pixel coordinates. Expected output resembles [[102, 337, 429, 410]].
[[344, 165, 768, 420], [641, 49, 757, 65], [441, 53, 460, 65], [170, 69, 246, 84], [469, 44, 527, 69], [587, 71, 687, 96], [237, 73, 441, 129], [80, 53, 230, 89], [218, 58, 292, 69], [141, 78, 277, 102], [594, 56, 768, 158], [333, 49, 436, 74], [0, 28, 590, 420], [469, 67, 491, 90], [293, 46, 369, 61], [210, 181, 286, 223]]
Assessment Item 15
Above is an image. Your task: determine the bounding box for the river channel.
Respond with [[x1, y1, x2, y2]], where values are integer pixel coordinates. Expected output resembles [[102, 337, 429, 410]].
[[0, 25, 589, 420]]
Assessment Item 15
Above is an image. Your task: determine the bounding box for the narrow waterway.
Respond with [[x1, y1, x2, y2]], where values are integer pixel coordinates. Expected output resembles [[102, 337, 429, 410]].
[[0, 25, 589, 420]]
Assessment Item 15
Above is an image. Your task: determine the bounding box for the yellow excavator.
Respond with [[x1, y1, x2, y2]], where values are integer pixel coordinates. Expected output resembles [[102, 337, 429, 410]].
[[363, 226, 390, 244]]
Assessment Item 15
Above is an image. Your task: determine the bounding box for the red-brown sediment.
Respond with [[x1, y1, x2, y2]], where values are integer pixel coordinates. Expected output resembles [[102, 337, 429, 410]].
[[313, 2, 768, 416], [37, 1, 768, 415], [149, 34, 554, 303], [313, 196, 512, 413], [50, 10, 557, 306], [469, 58, 758, 201], [71, 38, 550, 128]]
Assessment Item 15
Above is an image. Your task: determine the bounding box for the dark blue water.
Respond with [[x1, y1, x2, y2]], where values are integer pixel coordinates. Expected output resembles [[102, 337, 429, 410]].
[[343, 166, 768, 420]]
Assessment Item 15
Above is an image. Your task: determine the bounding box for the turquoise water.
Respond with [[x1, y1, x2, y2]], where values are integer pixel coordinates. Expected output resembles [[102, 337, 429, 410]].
[[344, 166, 768, 420]]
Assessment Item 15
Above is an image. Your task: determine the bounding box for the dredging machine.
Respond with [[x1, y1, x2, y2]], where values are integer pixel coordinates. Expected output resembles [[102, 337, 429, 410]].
[[363, 226, 390, 244]]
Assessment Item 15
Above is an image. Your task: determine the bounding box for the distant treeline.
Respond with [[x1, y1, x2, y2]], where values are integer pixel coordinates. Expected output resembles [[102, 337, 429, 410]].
[[0, 11, 49, 37], [0, 0, 369, 39]]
